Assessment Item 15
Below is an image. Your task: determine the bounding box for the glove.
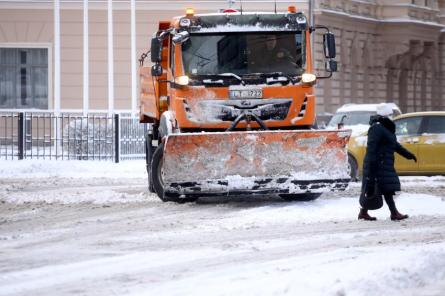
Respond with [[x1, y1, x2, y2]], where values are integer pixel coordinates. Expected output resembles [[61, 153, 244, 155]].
[[409, 153, 417, 162]]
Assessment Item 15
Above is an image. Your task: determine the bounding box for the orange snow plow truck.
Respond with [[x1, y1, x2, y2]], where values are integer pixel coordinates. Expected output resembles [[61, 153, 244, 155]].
[[140, 7, 351, 202]]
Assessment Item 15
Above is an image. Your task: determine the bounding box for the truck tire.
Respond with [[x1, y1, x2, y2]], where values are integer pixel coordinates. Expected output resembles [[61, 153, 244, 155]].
[[348, 154, 359, 181], [151, 142, 197, 203], [145, 133, 155, 193], [279, 193, 322, 201], [151, 143, 166, 201]]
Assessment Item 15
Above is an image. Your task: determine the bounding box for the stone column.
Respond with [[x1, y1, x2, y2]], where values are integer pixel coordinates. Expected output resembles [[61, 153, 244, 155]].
[[438, 34, 445, 110]]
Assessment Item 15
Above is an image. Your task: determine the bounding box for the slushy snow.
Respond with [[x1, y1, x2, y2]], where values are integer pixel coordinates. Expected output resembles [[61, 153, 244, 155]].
[[1, 160, 444, 296]]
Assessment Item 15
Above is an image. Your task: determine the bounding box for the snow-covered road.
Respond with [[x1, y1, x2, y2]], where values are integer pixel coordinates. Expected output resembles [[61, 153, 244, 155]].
[[0, 161, 445, 296]]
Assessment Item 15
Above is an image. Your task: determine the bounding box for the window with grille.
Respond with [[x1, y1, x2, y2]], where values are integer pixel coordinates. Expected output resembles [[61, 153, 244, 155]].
[[0, 48, 48, 109]]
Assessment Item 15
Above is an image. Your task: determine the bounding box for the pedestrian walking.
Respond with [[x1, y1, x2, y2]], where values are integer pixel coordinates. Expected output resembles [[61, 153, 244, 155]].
[[358, 104, 417, 221]]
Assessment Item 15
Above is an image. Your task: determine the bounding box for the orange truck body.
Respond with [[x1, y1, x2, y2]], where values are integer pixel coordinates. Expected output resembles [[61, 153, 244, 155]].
[[139, 9, 351, 201], [140, 32, 316, 129]]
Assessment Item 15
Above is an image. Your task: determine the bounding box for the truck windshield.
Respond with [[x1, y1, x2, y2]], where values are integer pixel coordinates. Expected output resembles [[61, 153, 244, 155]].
[[181, 32, 305, 77]]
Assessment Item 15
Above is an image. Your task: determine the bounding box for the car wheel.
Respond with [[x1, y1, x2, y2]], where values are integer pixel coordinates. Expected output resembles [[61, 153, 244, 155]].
[[348, 154, 359, 181]]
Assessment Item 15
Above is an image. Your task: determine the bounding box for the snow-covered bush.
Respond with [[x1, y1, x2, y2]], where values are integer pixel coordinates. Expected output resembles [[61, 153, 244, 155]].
[[62, 118, 114, 159]]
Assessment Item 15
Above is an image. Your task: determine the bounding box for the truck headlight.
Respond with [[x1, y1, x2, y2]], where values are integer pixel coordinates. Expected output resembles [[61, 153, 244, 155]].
[[175, 75, 189, 86], [301, 73, 316, 84]]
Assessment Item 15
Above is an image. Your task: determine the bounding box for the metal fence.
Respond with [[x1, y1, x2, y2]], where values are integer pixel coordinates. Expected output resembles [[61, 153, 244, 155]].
[[0, 111, 147, 162]]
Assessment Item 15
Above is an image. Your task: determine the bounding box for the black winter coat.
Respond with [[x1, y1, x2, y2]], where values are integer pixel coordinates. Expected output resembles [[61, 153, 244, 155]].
[[361, 116, 415, 195]]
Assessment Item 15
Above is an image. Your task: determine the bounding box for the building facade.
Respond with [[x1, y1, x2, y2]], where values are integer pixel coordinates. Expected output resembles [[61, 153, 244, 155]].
[[0, 0, 444, 114], [313, 0, 445, 113]]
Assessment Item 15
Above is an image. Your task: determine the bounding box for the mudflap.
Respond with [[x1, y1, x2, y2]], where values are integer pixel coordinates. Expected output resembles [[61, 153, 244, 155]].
[[161, 130, 351, 199]]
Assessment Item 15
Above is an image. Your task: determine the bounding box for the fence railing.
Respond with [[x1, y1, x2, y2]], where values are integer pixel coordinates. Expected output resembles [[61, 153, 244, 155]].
[[0, 111, 147, 162]]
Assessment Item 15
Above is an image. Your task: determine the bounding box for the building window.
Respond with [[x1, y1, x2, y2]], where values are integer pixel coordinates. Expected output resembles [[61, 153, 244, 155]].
[[0, 48, 48, 109]]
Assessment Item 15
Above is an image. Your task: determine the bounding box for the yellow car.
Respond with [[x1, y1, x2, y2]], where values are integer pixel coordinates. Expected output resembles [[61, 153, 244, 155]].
[[348, 111, 445, 179]]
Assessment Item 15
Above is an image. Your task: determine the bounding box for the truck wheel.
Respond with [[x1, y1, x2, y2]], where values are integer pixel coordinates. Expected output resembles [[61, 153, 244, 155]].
[[151, 143, 166, 201], [145, 133, 155, 193], [148, 171, 155, 193], [151, 143, 197, 203], [280, 193, 322, 201], [348, 154, 359, 181]]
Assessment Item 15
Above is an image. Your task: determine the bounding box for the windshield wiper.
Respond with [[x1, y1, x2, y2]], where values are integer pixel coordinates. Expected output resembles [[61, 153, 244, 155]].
[[191, 73, 246, 86], [266, 76, 291, 85], [218, 73, 246, 86], [263, 72, 300, 85], [201, 78, 225, 86]]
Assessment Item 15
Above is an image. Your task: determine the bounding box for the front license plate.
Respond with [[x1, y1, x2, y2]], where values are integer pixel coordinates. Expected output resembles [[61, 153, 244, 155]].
[[229, 88, 262, 99]]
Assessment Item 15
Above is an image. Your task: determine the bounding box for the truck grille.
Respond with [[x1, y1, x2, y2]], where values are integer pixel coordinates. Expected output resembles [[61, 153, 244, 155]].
[[184, 99, 292, 122]]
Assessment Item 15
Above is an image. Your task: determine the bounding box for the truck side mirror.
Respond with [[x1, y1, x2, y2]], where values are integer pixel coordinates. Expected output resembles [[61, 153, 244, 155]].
[[151, 64, 163, 77], [325, 60, 337, 72], [172, 31, 190, 45], [151, 37, 162, 63], [323, 32, 336, 59]]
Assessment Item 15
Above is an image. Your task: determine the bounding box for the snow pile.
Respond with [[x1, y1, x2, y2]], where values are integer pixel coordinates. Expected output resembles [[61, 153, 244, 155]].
[[3, 239, 445, 296], [338, 176, 445, 192], [1, 188, 149, 204], [204, 193, 445, 229], [1, 160, 444, 295], [0, 248, 218, 295], [400, 176, 445, 188], [131, 243, 445, 296], [0, 160, 146, 179]]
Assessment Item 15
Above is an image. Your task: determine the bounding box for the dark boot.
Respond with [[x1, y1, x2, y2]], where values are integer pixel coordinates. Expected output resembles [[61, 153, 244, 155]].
[[384, 194, 409, 221], [390, 212, 409, 221], [358, 208, 377, 221]]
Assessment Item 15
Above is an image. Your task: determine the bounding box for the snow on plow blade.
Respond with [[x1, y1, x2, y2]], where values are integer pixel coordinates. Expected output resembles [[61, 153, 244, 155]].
[[162, 130, 351, 198]]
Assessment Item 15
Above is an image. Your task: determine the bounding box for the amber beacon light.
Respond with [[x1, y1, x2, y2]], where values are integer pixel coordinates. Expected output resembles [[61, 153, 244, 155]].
[[185, 8, 194, 16]]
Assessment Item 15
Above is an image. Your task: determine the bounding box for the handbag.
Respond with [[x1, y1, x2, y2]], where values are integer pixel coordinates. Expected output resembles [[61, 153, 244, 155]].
[[359, 180, 383, 210]]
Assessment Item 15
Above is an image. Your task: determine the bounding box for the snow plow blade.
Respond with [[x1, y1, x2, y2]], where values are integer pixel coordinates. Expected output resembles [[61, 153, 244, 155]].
[[162, 130, 351, 199]]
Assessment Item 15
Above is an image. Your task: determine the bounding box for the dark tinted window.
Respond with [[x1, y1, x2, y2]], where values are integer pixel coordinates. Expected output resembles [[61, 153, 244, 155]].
[[0, 48, 48, 109], [424, 116, 445, 134], [182, 32, 305, 76], [395, 117, 422, 135]]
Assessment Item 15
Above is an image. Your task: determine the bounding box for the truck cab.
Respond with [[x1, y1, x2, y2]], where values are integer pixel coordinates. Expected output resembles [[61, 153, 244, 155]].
[[140, 7, 337, 134], [139, 7, 349, 202]]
